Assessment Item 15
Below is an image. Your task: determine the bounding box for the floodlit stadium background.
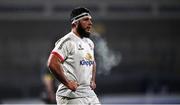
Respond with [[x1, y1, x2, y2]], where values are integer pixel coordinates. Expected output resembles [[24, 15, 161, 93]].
[[0, 0, 180, 104]]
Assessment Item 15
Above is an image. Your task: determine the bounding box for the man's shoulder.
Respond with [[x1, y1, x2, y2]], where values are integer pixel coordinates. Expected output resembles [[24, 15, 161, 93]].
[[85, 38, 94, 45], [62, 32, 73, 40], [55, 32, 73, 45]]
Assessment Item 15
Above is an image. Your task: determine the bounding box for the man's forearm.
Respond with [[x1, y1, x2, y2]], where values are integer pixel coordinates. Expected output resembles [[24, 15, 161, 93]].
[[90, 61, 97, 90], [47, 54, 69, 86], [91, 61, 96, 82], [47, 54, 79, 91]]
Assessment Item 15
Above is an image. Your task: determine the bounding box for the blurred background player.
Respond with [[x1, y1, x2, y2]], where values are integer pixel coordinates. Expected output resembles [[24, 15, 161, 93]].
[[40, 56, 57, 104], [47, 7, 100, 104]]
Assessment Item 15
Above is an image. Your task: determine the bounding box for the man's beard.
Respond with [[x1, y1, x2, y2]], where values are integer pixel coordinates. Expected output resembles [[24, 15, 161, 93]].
[[77, 22, 90, 38]]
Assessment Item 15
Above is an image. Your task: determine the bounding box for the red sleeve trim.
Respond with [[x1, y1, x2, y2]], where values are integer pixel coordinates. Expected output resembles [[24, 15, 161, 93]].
[[51, 51, 64, 62]]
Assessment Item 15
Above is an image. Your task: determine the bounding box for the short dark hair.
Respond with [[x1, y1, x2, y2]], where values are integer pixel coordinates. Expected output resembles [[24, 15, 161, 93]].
[[70, 7, 91, 23]]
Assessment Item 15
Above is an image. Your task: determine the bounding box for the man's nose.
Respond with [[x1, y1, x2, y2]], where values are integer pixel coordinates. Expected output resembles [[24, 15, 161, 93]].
[[88, 20, 92, 25]]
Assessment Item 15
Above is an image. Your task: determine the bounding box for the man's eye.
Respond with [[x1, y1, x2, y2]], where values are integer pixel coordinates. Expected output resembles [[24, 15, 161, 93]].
[[84, 18, 89, 21]]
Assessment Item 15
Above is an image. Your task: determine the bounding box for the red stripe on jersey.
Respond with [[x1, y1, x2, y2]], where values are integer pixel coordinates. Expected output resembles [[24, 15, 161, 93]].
[[51, 51, 64, 62]]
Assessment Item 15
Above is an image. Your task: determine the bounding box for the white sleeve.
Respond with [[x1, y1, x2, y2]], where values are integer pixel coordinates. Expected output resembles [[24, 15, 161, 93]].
[[51, 38, 73, 62]]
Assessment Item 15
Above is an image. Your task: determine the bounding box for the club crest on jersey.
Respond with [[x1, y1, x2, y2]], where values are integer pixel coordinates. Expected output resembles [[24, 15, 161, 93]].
[[80, 53, 94, 66]]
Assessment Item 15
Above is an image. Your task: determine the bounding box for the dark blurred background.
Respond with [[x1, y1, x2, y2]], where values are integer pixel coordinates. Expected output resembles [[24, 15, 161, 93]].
[[0, 0, 180, 104]]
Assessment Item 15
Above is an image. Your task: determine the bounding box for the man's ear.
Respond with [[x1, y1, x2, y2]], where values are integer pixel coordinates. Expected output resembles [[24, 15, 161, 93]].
[[74, 21, 80, 28], [72, 22, 77, 28]]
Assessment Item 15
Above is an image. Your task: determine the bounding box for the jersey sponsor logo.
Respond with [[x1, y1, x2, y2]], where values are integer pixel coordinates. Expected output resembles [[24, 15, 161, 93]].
[[80, 60, 94, 66], [80, 53, 94, 66]]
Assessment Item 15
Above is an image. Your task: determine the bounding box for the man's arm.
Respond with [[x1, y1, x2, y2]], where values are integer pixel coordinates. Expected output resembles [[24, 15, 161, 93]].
[[90, 61, 97, 90], [47, 54, 78, 91]]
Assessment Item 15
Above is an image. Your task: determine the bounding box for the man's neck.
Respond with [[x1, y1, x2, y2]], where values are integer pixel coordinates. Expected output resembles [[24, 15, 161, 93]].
[[72, 28, 81, 38]]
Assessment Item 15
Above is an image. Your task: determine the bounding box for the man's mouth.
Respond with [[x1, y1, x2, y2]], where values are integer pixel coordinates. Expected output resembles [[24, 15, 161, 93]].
[[86, 27, 91, 31]]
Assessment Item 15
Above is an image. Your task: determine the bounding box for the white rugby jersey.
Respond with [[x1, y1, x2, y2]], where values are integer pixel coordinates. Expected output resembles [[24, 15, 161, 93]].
[[51, 32, 96, 98]]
